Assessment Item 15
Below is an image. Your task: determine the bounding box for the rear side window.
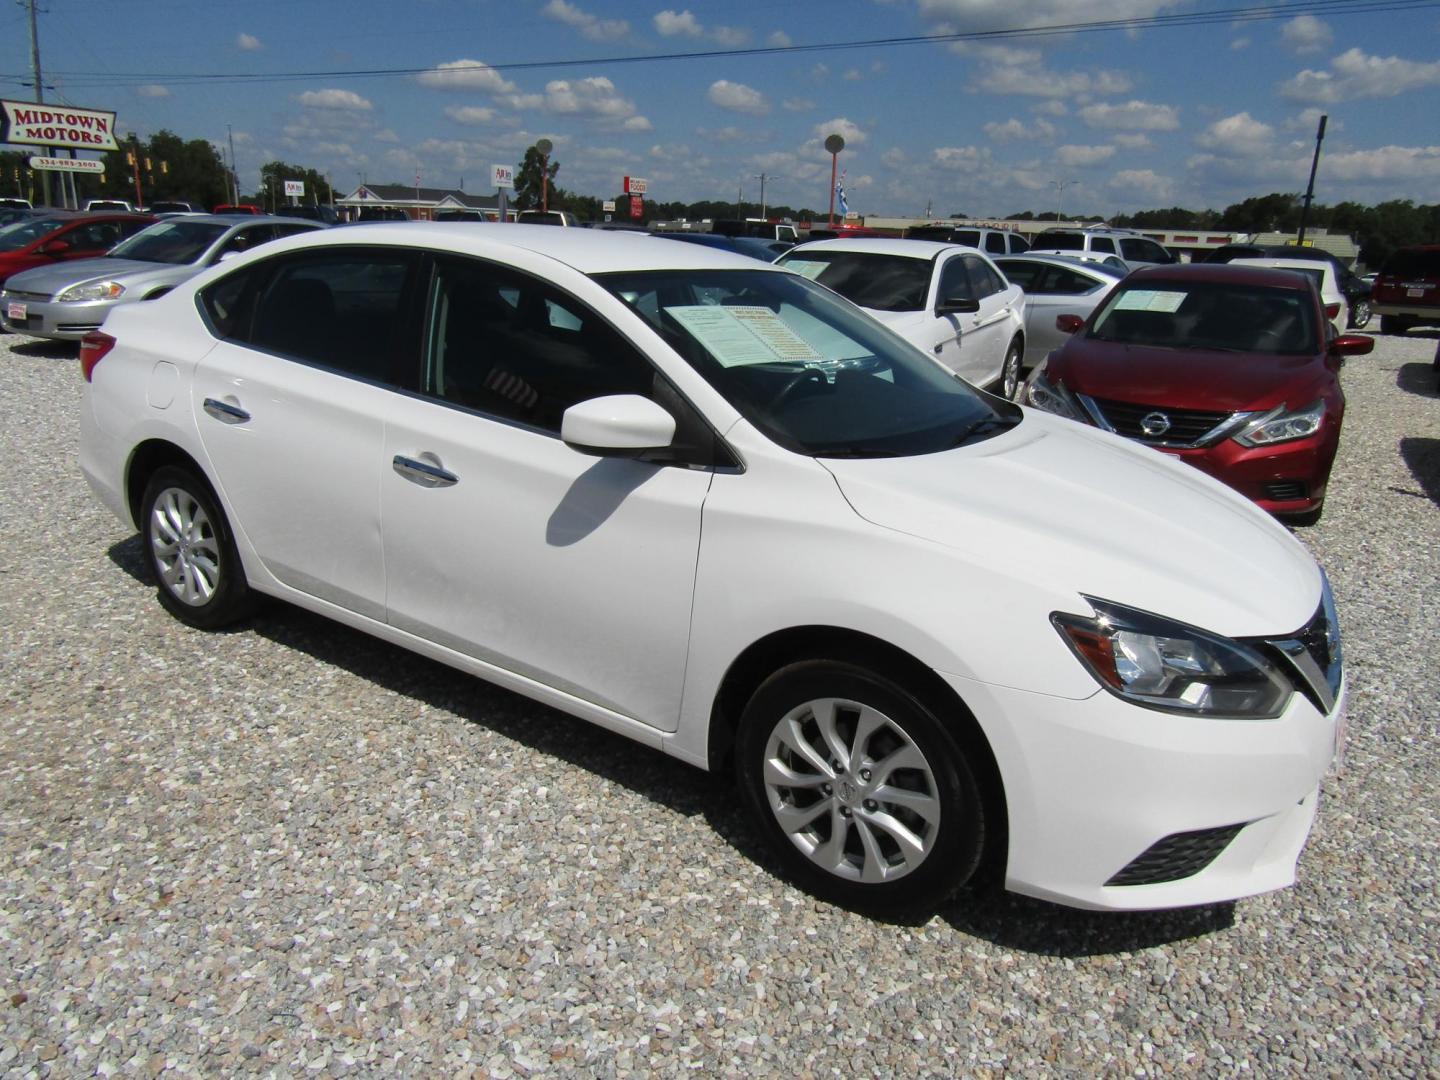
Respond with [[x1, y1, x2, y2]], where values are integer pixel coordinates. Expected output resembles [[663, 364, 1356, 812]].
[[1007, 234, 1029, 253], [1033, 231, 1084, 251], [1089, 237, 1116, 254], [1120, 237, 1172, 264], [995, 260, 1043, 290], [952, 230, 980, 247], [200, 249, 419, 382], [984, 233, 1006, 254], [1038, 266, 1102, 295]]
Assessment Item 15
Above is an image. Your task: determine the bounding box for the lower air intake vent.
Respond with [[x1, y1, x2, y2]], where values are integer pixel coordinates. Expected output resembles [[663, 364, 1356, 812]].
[[1263, 480, 1309, 502], [1105, 823, 1245, 886]]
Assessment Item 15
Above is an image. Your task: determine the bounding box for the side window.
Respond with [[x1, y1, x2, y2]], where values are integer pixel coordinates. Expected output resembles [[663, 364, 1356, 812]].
[[425, 257, 660, 436], [1042, 267, 1100, 295], [215, 225, 277, 260], [996, 261, 1042, 290], [200, 265, 262, 341], [952, 230, 980, 247], [67, 221, 123, 249], [938, 257, 973, 301], [273, 224, 318, 240], [246, 252, 416, 381], [962, 255, 1001, 299], [984, 232, 1006, 254], [1089, 236, 1117, 255], [1008, 234, 1030, 254]]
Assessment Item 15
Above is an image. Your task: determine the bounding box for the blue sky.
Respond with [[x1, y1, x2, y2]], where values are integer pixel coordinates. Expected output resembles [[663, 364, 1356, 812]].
[[3, 0, 1438, 217]]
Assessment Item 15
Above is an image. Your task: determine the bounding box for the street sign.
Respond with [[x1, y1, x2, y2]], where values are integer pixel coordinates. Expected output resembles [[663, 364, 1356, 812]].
[[491, 164, 515, 189], [623, 176, 647, 195], [28, 156, 104, 174], [284, 180, 305, 197], [602, 200, 616, 212], [1, 101, 119, 151]]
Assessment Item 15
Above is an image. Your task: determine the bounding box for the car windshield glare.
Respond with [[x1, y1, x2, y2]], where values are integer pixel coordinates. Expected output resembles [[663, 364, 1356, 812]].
[[0, 217, 66, 251], [598, 268, 1018, 457], [776, 251, 932, 312], [108, 221, 231, 264], [1089, 280, 1319, 355]]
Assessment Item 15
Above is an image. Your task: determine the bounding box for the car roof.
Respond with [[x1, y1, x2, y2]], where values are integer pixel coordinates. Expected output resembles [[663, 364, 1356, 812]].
[[1229, 257, 1335, 278], [995, 253, 1126, 277], [255, 221, 780, 274], [786, 237, 956, 258], [1125, 262, 1315, 290]]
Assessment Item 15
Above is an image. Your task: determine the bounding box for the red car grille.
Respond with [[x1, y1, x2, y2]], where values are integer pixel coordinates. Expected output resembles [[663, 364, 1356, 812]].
[[1084, 396, 1234, 447]]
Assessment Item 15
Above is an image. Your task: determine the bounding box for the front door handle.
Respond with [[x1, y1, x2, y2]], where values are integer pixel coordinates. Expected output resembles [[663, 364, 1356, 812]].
[[203, 397, 250, 424], [393, 454, 458, 488]]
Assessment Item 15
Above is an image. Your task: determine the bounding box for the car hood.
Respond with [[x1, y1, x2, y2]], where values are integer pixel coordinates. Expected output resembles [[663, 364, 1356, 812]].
[[1047, 338, 1327, 413], [820, 410, 1320, 637], [3, 257, 190, 296]]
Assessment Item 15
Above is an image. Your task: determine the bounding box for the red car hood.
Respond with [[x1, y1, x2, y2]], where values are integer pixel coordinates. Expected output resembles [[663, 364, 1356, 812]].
[[1047, 338, 1330, 413]]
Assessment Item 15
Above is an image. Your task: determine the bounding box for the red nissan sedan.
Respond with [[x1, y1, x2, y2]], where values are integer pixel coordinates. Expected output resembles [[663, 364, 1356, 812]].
[[1023, 263, 1374, 524]]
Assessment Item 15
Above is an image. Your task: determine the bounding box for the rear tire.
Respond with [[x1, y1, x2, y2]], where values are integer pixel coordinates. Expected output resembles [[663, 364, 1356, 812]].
[[1348, 298, 1371, 330], [735, 659, 988, 915], [139, 466, 255, 629], [998, 338, 1024, 401]]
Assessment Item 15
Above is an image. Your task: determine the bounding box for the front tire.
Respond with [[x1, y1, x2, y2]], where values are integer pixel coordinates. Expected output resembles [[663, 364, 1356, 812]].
[[998, 338, 1024, 401], [140, 466, 255, 629], [735, 660, 988, 915]]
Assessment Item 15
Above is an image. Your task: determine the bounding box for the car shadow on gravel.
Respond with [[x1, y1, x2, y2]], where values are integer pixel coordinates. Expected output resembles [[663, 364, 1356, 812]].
[[5, 337, 77, 359], [1395, 360, 1439, 398], [1398, 437, 1440, 507], [104, 532, 1241, 956]]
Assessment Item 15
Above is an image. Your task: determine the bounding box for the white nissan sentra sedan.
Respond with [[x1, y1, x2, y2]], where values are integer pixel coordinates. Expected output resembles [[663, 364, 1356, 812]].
[[79, 224, 1345, 915]]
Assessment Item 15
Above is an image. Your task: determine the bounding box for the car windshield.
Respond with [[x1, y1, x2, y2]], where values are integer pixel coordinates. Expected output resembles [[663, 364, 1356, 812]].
[[0, 216, 65, 251], [598, 268, 1018, 457], [775, 250, 932, 312], [1089, 280, 1319, 354], [107, 221, 229, 264], [1033, 231, 1085, 250]]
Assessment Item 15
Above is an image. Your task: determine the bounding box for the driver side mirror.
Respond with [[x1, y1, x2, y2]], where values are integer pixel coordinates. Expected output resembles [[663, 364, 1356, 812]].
[[40, 239, 71, 256], [1056, 313, 1086, 334], [561, 394, 676, 457], [935, 297, 980, 316], [1329, 334, 1374, 358]]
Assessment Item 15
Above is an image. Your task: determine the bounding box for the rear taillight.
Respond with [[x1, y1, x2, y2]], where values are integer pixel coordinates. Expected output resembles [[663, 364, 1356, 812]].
[[1324, 302, 1341, 321], [79, 331, 116, 382]]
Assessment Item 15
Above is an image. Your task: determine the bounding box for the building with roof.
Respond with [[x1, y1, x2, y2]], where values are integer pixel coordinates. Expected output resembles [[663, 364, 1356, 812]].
[[335, 184, 514, 221]]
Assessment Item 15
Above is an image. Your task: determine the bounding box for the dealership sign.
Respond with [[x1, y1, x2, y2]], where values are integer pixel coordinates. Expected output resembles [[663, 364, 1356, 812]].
[[28, 156, 105, 174], [283, 180, 305, 197], [2, 101, 119, 151], [623, 176, 647, 195], [491, 164, 514, 189]]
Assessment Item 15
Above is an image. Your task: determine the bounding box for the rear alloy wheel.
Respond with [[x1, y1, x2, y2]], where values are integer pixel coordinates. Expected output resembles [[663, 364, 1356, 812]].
[[736, 660, 987, 914], [140, 466, 255, 629], [998, 339, 1024, 401], [1348, 298, 1371, 330]]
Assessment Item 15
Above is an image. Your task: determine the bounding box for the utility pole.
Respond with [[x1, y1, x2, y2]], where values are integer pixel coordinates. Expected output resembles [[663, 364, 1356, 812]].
[[736, 183, 742, 219], [1050, 178, 1076, 223], [227, 124, 240, 205], [24, 0, 51, 207], [752, 172, 770, 219]]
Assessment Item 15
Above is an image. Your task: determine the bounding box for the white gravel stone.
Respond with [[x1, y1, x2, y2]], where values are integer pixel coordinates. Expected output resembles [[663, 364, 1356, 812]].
[[0, 327, 1436, 1075]]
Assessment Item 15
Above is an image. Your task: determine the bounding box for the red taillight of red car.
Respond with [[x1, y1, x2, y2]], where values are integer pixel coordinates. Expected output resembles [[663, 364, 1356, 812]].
[[1325, 302, 1341, 321], [80, 331, 116, 382]]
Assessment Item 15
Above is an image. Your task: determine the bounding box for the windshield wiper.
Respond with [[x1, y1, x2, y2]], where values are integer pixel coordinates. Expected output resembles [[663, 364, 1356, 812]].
[[950, 416, 1019, 446]]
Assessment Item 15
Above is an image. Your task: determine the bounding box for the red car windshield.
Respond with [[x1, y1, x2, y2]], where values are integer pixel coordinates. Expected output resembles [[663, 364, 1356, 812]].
[[1089, 280, 1319, 355]]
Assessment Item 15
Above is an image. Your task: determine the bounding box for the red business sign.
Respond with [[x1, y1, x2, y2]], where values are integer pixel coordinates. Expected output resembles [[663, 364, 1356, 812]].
[[629, 195, 643, 220], [623, 176, 648, 195]]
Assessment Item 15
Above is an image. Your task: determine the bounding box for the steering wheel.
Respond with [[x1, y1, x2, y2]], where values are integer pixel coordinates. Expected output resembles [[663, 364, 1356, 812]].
[[767, 367, 828, 410]]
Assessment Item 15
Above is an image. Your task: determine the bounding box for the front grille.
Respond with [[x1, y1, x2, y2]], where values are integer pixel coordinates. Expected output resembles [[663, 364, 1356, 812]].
[[1083, 395, 1233, 447], [1263, 480, 1309, 501], [2, 290, 51, 303], [1106, 823, 1245, 886]]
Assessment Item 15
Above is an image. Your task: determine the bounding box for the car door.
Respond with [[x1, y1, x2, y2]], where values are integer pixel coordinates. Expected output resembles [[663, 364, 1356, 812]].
[[52, 219, 126, 262], [956, 253, 1019, 385], [192, 247, 423, 621], [379, 255, 714, 730], [928, 255, 971, 378], [1018, 264, 1108, 367]]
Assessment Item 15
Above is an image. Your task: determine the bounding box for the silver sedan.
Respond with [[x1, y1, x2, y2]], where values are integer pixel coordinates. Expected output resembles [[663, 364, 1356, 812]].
[[0, 214, 323, 341], [994, 253, 1126, 377]]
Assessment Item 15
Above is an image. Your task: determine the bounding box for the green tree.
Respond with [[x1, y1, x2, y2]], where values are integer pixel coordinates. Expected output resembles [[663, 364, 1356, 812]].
[[514, 144, 560, 212], [1218, 192, 1300, 233], [258, 160, 334, 211]]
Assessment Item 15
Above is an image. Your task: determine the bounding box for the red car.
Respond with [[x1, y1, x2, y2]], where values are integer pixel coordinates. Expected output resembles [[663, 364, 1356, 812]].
[[0, 211, 155, 289], [1372, 244, 1440, 334], [1023, 263, 1374, 524]]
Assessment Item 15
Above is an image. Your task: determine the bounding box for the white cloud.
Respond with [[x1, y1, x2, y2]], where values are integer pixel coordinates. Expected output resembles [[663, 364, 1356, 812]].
[[1285, 107, 1340, 134], [984, 117, 1056, 142], [373, 129, 400, 143], [1279, 48, 1440, 103], [542, 0, 629, 41], [1323, 144, 1440, 182], [417, 60, 518, 94], [767, 30, 792, 47], [654, 9, 702, 36], [813, 117, 867, 146], [136, 84, 169, 98], [783, 97, 815, 112], [1078, 100, 1180, 131], [1032, 100, 1068, 117], [710, 25, 750, 46], [540, 77, 647, 129], [1195, 111, 1273, 156], [1111, 133, 1151, 149], [1231, 36, 1250, 51], [696, 125, 755, 143], [236, 33, 262, 51], [708, 80, 769, 115], [298, 89, 373, 111], [919, 1, 1172, 32], [1280, 15, 1332, 54], [933, 145, 994, 173], [1056, 144, 1116, 167], [444, 105, 500, 125], [1109, 169, 1173, 201], [621, 116, 653, 132], [972, 63, 1130, 98], [882, 147, 910, 168], [843, 69, 864, 82]]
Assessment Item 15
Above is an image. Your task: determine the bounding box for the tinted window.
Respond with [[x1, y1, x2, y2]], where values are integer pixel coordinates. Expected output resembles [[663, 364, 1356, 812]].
[[0, 216, 68, 251], [1033, 231, 1084, 251], [1007, 234, 1030, 253], [1120, 237, 1172, 264], [1090, 280, 1318, 354], [995, 260, 1043, 290], [1089, 237, 1116, 254], [938, 257, 972, 300], [777, 251, 932, 312], [963, 255, 1003, 299], [1038, 266, 1103, 295], [214, 224, 278, 259], [108, 220, 228, 264], [66, 220, 127, 250], [984, 232, 1006, 254], [951, 230, 980, 247]]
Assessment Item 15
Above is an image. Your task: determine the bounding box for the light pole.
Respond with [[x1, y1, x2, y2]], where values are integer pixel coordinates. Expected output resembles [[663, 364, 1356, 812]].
[[825, 134, 845, 227], [752, 172, 770, 220], [1050, 179, 1076, 224], [536, 138, 553, 213]]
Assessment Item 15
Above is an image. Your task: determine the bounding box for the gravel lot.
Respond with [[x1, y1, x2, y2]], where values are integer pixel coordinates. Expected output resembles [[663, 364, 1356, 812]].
[[1, 326, 1436, 1077]]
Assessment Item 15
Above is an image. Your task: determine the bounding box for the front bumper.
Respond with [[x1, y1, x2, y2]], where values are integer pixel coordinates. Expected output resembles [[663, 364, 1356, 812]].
[[1153, 428, 1339, 516], [1, 294, 114, 340], [945, 671, 1344, 911]]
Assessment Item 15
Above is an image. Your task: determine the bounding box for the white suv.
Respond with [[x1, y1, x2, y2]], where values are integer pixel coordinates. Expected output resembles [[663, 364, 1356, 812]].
[[1030, 227, 1175, 271]]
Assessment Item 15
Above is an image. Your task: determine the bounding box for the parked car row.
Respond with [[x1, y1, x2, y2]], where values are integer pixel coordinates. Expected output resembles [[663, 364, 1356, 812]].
[[77, 223, 1347, 918]]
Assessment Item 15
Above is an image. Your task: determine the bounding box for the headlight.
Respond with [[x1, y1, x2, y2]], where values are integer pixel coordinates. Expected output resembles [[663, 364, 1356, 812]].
[[1232, 400, 1324, 447], [1053, 597, 1292, 718], [58, 280, 126, 303], [1023, 364, 1084, 421]]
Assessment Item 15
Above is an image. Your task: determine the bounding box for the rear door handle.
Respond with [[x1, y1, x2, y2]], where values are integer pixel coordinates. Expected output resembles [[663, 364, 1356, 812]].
[[392, 454, 458, 488], [203, 397, 250, 424]]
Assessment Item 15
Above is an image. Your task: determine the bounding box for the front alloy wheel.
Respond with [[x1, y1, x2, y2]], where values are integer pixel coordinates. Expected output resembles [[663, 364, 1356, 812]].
[[999, 340, 1024, 401], [1349, 298, 1371, 330], [737, 660, 988, 914], [140, 466, 254, 629]]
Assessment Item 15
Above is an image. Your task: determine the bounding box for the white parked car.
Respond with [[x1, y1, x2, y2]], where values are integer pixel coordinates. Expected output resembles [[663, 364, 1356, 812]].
[[777, 238, 1028, 399], [80, 224, 1345, 915], [1029, 226, 1176, 271], [1229, 257, 1349, 336], [993, 253, 1127, 376]]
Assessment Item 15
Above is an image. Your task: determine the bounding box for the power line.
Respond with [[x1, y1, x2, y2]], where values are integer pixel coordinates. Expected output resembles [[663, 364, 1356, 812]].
[[7, 0, 1438, 89]]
